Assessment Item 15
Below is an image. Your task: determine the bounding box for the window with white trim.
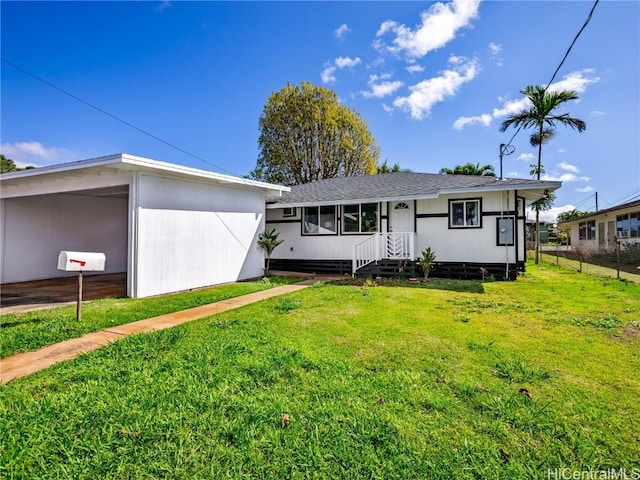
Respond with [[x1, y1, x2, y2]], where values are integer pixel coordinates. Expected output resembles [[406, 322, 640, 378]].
[[342, 203, 379, 233], [303, 206, 336, 235], [616, 212, 640, 238], [578, 220, 596, 240], [449, 199, 480, 228]]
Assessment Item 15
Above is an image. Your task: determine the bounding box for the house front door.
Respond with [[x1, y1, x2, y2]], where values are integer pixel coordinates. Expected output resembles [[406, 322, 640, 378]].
[[607, 221, 615, 247], [389, 201, 414, 233], [598, 222, 605, 247]]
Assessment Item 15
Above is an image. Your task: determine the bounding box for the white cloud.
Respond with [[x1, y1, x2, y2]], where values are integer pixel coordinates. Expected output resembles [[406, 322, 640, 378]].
[[375, 0, 481, 60], [362, 74, 404, 99], [453, 114, 491, 130], [489, 42, 502, 56], [488, 42, 503, 66], [155, 1, 171, 13], [1, 141, 75, 167], [557, 162, 579, 173], [540, 172, 590, 183], [321, 57, 361, 84], [518, 153, 534, 162], [557, 148, 567, 153], [454, 69, 600, 130], [393, 57, 479, 120], [547, 69, 599, 95], [406, 64, 425, 74], [576, 186, 594, 193], [590, 110, 606, 117], [335, 23, 350, 39], [535, 205, 576, 223], [335, 56, 361, 69], [321, 66, 337, 84]]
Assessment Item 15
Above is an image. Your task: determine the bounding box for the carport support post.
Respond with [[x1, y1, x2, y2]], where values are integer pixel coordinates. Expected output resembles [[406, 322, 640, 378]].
[[77, 271, 83, 321]]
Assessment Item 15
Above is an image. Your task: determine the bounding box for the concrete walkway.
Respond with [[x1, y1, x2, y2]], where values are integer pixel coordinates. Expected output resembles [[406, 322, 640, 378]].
[[1, 276, 336, 383]]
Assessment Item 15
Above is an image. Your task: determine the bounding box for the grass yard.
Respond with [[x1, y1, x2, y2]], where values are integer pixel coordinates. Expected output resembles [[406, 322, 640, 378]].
[[1, 263, 639, 479], [0, 276, 299, 358]]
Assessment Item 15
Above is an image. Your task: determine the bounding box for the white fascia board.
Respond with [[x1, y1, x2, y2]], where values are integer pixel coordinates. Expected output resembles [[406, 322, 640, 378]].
[[439, 181, 562, 196], [0, 154, 124, 180], [116, 154, 289, 194], [266, 193, 439, 209], [0, 153, 290, 196]]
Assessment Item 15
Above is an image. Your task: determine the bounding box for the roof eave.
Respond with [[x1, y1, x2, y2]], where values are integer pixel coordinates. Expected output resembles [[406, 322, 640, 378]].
[[0, 153, 290, 195]]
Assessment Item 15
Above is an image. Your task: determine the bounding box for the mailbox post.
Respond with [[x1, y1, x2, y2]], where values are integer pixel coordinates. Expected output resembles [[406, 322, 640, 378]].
[[58, 251, 106, 321]]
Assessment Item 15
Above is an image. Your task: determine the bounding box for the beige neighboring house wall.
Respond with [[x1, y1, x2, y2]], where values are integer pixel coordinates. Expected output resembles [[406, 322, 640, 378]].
[[557, 200, 640, 253]]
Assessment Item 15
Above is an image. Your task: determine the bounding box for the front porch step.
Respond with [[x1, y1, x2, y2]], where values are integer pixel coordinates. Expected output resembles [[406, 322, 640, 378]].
[[356, 259, 418, 278]]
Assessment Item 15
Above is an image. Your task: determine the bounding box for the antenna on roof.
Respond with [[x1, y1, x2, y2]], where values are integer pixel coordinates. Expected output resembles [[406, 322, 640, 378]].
[[499, 143, 515, 180]]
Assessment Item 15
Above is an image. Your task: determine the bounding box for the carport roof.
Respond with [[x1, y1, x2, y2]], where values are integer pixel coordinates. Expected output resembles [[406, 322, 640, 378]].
[[0, 153, 290, 196]]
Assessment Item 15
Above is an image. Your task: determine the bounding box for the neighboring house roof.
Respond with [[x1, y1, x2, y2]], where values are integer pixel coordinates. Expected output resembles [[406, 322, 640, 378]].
[[266, 172, 561, 208], [557, 199, 640, 226], [0, 153, 290, 198]]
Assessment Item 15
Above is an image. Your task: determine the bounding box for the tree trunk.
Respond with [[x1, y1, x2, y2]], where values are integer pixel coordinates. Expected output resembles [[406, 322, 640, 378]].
[[534, 124, 543, 265]]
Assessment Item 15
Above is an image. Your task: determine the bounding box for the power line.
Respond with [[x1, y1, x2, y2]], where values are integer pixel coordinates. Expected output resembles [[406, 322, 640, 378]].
[[1, 57, 241, 177], [543, 0, 600, 92], [501, 0, 599, 149]]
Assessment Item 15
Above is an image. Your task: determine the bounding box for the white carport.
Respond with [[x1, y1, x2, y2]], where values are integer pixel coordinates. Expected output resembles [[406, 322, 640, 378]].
[[0, 154, 288, 298]]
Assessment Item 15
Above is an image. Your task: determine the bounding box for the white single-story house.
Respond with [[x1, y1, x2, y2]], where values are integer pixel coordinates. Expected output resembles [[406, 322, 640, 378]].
[[557, 199, 640, 252], [265, 173, 561, 280], [0, 154, 288, 298]]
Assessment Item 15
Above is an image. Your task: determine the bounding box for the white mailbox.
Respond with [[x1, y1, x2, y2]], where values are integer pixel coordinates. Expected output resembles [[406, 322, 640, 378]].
[[58, 251, 106, 272]]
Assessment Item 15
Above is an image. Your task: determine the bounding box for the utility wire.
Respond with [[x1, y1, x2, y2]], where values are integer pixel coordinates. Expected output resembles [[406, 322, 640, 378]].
[[1, 57, 241, 177], [502, 0, 599, 148], [543, 0, 599, 93]]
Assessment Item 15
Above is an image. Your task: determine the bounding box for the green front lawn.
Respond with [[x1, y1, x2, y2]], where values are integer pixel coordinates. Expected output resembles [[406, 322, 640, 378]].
[[0, 276, 299, 358], [1, 263, 639, 478]]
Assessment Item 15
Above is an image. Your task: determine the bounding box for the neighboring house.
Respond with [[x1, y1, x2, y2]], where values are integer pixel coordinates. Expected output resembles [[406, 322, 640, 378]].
[[265, 173, 561, 280], [525, 220, 558, 247], [557, 199, 640, 252], [0, 154, 288, 298]]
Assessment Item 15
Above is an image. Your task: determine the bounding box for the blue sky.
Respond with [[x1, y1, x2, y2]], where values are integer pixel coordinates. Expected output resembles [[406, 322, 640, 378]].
[[2, 0, 639, 222]]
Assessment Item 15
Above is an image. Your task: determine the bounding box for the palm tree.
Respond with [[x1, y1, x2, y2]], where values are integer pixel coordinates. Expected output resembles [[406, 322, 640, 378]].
[[500, 85, 586, 264], [257, 228, 284, 276], [439, 162, 496, 176]]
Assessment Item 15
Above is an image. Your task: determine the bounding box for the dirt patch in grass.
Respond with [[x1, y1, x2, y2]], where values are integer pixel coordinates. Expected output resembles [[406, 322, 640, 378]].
[[615, 325, 640, 341]]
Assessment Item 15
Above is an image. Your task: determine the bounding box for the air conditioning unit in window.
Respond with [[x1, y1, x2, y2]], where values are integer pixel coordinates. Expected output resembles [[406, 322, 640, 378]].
[[618, 231, 629, 238]]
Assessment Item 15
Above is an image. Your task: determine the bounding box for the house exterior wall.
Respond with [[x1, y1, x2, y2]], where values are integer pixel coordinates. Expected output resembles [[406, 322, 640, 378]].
[[0, 193, 128, 283], [133, 174, 266, 298], [414, 191, 521, 264], [561, 203, 640, 252], [266, 190, 524, 267]]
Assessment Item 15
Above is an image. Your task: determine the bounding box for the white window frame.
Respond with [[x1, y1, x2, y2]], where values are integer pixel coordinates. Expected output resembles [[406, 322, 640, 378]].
[[449, 199, 481, 228], [302, 205, 337, 235], [342, 203, 379, 234]]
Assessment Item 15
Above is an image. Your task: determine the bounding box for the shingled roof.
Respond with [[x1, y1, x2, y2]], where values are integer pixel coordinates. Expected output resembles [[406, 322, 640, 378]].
[[267, 172, 560, 207]]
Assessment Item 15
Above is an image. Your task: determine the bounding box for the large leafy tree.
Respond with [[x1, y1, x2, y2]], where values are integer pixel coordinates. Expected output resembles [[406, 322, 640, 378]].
[[377, 160, 412, 174], [500, 85, 586, 264], [249, 82, 380, 185], [557, 208, 590, 222], [439, 162, 496, 176], [1, 154, 18, 173], [0, 154, 35, 173]]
